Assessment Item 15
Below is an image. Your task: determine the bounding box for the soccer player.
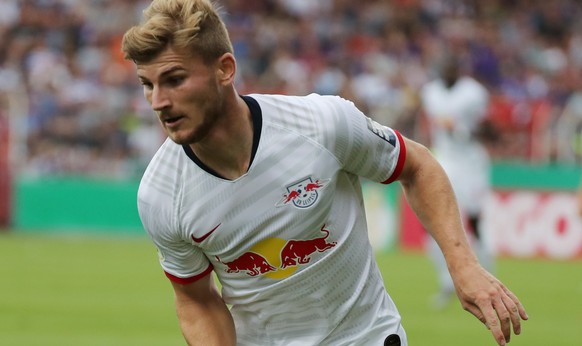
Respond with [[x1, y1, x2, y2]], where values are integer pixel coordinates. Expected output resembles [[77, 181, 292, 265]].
[[419, 55, 496, 309], [122, 1, 528, 345]]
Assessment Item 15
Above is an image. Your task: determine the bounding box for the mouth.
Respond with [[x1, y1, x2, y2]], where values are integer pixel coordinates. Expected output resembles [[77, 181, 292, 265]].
[[161, 114, 185, 127]]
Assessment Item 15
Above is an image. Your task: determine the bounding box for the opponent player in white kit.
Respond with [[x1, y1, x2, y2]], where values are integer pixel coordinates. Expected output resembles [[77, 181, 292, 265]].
[[419, 55, 496, 308], [122, 1, 527, 345]]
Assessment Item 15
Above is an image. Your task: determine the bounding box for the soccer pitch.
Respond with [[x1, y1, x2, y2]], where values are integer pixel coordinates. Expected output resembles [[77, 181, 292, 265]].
[[0, 232, 580, 345]]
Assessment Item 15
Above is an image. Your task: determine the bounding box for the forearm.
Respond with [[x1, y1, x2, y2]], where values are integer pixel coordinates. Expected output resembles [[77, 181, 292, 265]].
[[398, 138, 528, 346], [176, 294, 236, 346], [399, 142, 479, 270], [172, 280, 236, 346]]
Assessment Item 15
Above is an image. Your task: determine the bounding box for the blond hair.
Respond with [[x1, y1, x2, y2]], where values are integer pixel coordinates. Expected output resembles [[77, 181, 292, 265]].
[[121, 0, 233, 64]]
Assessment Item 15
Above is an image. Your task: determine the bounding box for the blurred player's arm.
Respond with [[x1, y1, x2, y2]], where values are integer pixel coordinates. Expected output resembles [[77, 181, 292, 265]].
[[577, 181, 582, 216], [171, 272, 235, 346], [396, 136, 528, 346]]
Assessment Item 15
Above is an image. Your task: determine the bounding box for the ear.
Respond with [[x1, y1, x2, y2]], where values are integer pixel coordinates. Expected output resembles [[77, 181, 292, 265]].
[[216, 52, 236, 85]]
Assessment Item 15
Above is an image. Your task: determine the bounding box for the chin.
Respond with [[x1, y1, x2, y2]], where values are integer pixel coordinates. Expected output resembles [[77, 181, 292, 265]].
[[170, 136, 195, 146], [167, 119, 214, 145], [168, 130, 204, 146]]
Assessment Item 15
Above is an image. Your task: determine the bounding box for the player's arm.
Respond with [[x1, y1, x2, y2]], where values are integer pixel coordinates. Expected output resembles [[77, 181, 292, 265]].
[[396, 136, 528, 346], [171, 272, 236, 346]]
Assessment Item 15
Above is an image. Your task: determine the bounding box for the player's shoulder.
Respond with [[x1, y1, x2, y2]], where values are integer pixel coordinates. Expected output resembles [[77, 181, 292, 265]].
[[248, 93, 361, 143], [143, 137, 182, 172], [251, 92, 354, 107], [135, 138, 183, 235], [137, 138, 184, 201], [249, 93, 357, 121]]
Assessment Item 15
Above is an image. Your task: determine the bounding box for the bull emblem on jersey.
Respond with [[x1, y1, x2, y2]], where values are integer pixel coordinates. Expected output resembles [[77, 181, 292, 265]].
[[215, 225, 337, 278], [215, 253, 277, 277], [280, 224, 337, 269], [277, 177, 328, 208]]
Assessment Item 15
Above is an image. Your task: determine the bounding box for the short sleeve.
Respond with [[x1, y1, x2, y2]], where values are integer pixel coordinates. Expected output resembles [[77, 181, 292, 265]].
[[324, 96, 406, 184], [137, 180, 212, 284]]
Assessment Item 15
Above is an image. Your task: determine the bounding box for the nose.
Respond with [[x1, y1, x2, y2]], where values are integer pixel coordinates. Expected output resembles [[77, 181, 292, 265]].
[[150, 86, 171, 112]]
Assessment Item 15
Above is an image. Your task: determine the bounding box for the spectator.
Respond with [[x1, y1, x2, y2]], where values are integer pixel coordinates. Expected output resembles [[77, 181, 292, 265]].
[[2, 0, 582, 178]]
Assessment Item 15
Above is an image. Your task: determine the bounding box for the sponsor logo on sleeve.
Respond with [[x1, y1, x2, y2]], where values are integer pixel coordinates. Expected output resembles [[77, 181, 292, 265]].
[[366, 117, 396, 146]]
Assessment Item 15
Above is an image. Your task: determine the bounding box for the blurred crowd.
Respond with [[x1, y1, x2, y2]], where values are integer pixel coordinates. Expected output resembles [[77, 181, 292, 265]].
[[2, 0, 582, 179]]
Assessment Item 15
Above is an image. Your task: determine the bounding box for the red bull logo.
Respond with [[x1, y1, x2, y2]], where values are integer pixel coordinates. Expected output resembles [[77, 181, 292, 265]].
[[215, 224, 336, 279], [277, 177, 329, 208], [215, 252, 277, 277], [280, 225, 337, 268]]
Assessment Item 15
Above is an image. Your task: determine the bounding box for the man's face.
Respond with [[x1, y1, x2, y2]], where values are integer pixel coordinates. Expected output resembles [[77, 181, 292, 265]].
[[136, 46, 223, 145]]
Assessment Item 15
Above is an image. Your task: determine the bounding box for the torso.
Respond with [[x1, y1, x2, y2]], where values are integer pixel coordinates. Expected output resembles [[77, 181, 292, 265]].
[[138, 93, 407, 345]]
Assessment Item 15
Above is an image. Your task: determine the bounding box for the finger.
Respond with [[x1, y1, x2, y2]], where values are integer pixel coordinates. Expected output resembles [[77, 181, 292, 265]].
[[476, 298, 507, 346], [462, 302, 488, 327], [499, 288, 522, 335], [502, 285, 529, 321], [463, 299, 506, 345], [492, 295, 512, 343]]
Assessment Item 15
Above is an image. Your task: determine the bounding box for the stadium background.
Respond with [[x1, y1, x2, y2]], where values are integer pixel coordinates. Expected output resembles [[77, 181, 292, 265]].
[[0, 0, 581, 345]]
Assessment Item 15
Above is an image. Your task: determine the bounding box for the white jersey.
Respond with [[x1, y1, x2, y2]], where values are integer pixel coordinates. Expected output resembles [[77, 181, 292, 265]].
[[420, 77, 491, 215], [137, 93, 407, 345]]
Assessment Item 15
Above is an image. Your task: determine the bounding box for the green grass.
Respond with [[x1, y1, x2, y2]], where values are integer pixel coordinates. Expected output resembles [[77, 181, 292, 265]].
[[0, 232, 580, 345], [0, 233, 183, 346], [377, 251, 582, 346]]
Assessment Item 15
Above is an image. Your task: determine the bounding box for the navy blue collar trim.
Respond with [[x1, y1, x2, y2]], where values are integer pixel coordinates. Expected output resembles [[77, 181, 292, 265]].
[[182, 95, 262, 179]]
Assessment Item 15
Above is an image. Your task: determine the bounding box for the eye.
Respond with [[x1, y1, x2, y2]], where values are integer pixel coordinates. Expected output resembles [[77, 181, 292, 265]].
[[166, 76, 185, 87], [140, 80, 153, 90]]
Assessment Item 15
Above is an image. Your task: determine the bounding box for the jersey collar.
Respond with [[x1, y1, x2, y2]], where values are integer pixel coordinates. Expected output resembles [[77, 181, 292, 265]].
[[181, 95, 262, 179]]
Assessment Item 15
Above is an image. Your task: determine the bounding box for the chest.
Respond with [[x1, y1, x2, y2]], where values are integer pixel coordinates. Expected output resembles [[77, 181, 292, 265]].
[[179, 131, 342, 259]]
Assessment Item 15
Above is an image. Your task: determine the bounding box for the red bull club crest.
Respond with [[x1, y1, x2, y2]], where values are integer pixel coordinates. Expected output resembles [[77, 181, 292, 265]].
[[277, 176, 329, 208]]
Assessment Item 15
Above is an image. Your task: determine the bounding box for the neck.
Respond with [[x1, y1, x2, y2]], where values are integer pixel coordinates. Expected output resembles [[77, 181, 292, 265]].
[[190, 94, 253, 180]]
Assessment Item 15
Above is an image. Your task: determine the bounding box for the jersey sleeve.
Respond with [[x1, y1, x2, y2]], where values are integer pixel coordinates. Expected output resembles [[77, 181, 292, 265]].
[[322, 95, 406, 184], [137, 179, 213, 285]]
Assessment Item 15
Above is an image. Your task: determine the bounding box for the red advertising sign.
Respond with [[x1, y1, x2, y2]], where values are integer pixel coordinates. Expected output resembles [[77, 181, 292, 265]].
[[483, 191, 582, 259], [398, 190, 582, 259]]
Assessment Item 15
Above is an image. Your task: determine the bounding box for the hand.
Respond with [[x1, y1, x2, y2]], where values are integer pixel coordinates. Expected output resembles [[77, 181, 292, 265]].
[[452, 264, 528, 345]]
